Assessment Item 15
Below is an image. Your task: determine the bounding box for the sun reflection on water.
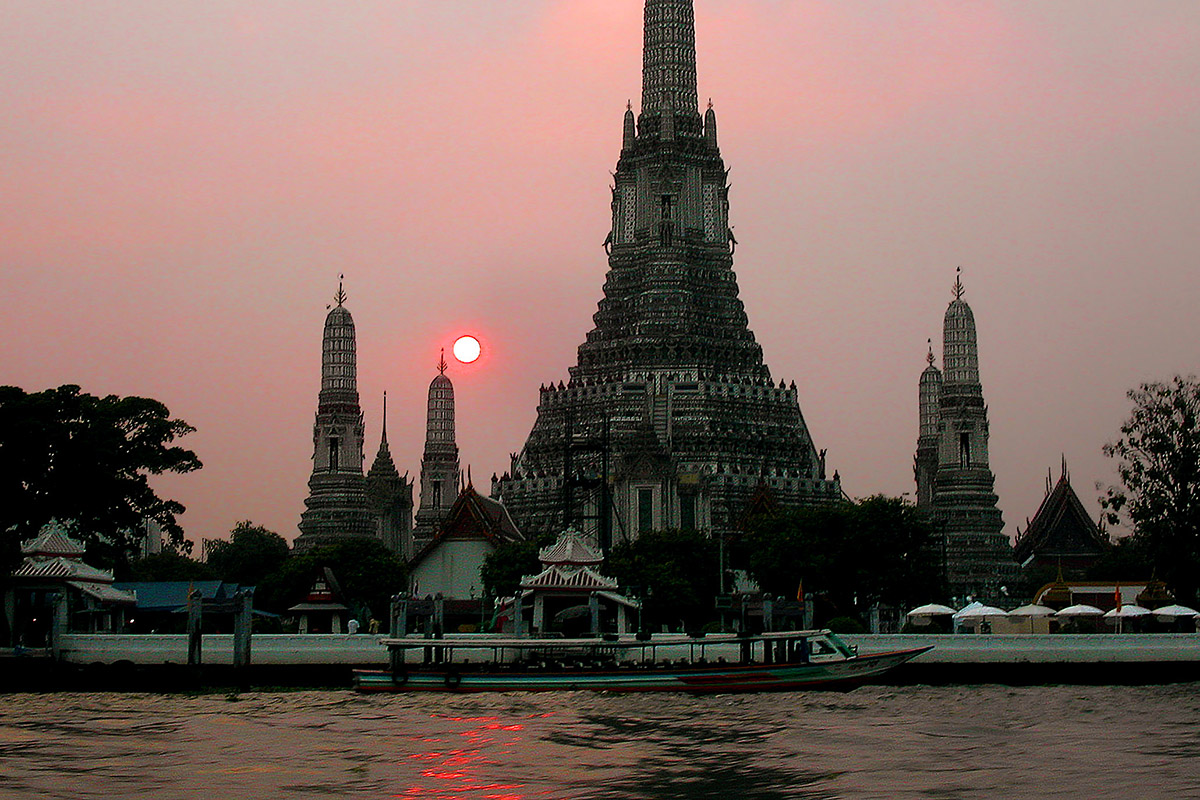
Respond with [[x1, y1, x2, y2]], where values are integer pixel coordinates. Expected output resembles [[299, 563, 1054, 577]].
[[394, 715, 537, 799]]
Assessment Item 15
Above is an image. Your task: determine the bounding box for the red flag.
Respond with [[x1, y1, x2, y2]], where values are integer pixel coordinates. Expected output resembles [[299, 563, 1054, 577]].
[[1115, 585, 1122, 611], [796, 581, 804, 603]]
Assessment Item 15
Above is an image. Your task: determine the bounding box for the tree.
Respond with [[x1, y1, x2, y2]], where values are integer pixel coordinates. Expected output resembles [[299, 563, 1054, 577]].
[[0, 385, 201, 566], [481, 540, 542, 598], [1101, 376, 1200, 604], [206, 521, 290, 586], [257, 538, 408, 625], [605, 529, 720, 632], [121, 550, 215, 582], [742, 496, 942, 624]]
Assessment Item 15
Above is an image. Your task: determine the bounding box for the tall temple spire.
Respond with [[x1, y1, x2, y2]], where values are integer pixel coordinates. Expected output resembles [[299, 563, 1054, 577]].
[[296, 282, 376, 551], [414, 357, 461, 542], [496, 0, 841, 545], [943, 268, 981, 388], [915, 269, 1015, 602], [641, 0, 699, 117]]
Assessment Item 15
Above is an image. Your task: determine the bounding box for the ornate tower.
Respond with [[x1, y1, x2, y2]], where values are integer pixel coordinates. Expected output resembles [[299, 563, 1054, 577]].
[[495, 0, 841, 546], [295, 282, 377, 551], [914, 340, 942, 508], [920, 270, 1016, 601], [366, 392, 414, 557], [413, 352, 460, 543]]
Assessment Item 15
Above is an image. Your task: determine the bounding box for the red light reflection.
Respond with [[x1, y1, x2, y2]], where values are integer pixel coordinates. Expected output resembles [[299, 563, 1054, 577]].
[[393, 714, 536, 799]]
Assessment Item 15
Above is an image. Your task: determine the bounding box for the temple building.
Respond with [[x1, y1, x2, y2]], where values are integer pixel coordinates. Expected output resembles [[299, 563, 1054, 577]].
[[409, 482, 524, 601], [494, 0, 841, 547], [295, 282, 385, 551], [915, 271, 1018, 602], [1013, 461, 1110, 579], [413, 353, 461, 546]]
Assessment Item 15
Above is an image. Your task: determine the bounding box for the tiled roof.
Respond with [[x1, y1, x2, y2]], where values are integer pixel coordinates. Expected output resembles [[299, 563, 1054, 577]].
[[22, 521, 86, 557], [68, 581, 136, 605], [538, 530, 602, 567], [1014, 473, 1108, 564], [520, 564, 618, 592], [13, 556, 113, 583]]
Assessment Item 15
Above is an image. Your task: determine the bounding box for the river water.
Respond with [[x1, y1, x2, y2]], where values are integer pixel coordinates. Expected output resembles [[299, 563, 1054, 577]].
[[1, 685, 1198, 799]]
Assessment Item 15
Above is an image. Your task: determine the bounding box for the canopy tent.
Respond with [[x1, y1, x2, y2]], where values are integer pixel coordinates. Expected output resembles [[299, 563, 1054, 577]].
[[1152, 604, 1200, 618], [1007, 604, 1055, 617], [1103, 604, 1151, 618], [952, 602, 1008, 620], [1054, 603, 1104, 617], [905, 603, 957, 618]]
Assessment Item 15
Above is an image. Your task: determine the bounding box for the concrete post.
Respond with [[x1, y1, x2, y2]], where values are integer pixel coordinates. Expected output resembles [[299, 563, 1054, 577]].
[[589, 592, 601, 637], [232, 589, 253, 670], [50, 592, 67, 661], [390, 594, 408, 637], [187, 590, 202, 666], [762, 594, 774, 633], [433, 594, 445, 637], [514, 593, 524, 636]]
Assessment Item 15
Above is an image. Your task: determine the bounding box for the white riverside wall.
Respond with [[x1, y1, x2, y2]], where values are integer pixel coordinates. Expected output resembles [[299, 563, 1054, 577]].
[[841, 633, 1200, 663], [57, 632, 1200, 667]]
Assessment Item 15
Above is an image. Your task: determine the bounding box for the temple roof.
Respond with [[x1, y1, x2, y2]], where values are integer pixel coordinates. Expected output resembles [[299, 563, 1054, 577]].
[[22, 521, 87, 558], [13, 555, 113, 584], [538, 529, 603, 567], [409, 486, 524, 568], [1014, 470, 1109, 565], [520, 564, 619, 592]]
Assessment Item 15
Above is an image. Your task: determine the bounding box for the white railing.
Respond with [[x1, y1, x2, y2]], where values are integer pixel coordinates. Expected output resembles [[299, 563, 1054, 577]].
[[55, 632, 1200, 666]]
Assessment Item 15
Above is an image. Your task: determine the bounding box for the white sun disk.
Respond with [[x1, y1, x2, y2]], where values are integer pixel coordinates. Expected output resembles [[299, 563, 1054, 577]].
[[453, 335, 481, 363]]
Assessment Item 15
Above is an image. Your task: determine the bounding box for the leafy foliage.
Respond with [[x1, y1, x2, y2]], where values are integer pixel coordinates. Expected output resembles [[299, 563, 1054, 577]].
[[1101, 376, 1200, 603], [0, 385, 201, 565], [121, 550, 215, 582], [480, 540, 542, 598], [741, 496, 942, 624], [604, 528, 720, 632], [206, 521, 290, 587]]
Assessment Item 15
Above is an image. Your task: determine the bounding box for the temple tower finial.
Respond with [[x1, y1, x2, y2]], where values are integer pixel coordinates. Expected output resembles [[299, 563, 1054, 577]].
[[335, 273, 347, 307], [952, 266, 965, 301], [641, 0, 699, 116], [438, 348, 448, 375]]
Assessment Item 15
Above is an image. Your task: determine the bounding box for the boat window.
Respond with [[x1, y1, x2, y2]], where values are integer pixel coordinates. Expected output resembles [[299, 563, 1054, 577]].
[[826, 633, 856, 658]]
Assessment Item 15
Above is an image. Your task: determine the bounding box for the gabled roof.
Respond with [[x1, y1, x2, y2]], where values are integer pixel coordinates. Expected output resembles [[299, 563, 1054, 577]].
[[538, 529, 602, 567], [13, 556, 113, 584], [1014, 472, 1109, 564], [409, 485, 523, 568], [520, 564, 619, 592], [22, 521, 87, 557]]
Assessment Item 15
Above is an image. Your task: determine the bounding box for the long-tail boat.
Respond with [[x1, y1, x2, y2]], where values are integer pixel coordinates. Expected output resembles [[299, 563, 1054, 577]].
[[353, 630, 930, 694]]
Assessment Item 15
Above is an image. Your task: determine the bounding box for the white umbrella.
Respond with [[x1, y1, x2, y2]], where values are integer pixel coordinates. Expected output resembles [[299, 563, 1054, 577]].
[[953, 602, 1008, 620], [1054, 603, 1104, 617], [1008, 603, 1056, 633], [906, 603, 957, 618], [1007, 604, 1055, 617], [1152, 604, 1200, 619], [1104, 605, 1151, 619]]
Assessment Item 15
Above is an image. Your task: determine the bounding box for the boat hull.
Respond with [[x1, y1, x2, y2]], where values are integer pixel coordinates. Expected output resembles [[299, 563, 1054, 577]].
[[353, 647, 931, 694]]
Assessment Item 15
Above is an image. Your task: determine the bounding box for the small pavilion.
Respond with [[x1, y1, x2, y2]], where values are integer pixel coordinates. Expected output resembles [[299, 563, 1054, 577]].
[[4, 521, 136, 645], [499, 530, 638, 635]]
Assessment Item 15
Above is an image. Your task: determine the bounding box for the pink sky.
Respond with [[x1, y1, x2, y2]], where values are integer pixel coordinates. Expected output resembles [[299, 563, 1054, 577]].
[[4, 1, 1199, 548]]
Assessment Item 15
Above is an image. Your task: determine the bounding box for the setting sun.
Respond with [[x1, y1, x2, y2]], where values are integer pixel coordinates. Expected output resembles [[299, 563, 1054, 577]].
[[453, 335, 481, 364]]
